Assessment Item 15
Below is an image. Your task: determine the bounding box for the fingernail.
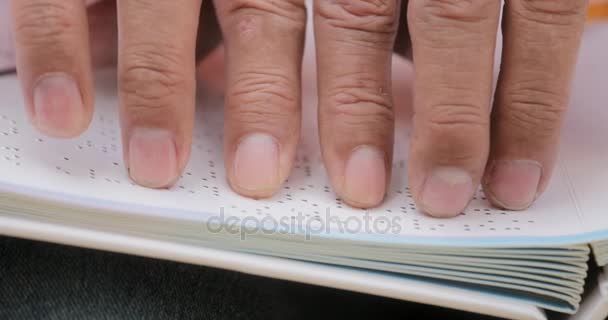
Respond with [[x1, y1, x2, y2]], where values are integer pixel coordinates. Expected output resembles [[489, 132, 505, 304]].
[[485, 160, 542, 210], [233, 133, 280, 193], [33, 73, 85, 137], [343, 146, 386, 207], [128, 128, 178, 188], [420, 167, 474, 218]]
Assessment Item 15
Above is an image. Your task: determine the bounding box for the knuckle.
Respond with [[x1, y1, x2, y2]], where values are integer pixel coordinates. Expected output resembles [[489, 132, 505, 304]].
[[14, 2, 77, 46], [426, 140, 481, 166], [226, 0, 307, 15], [417, 103, 489, 164], [501, 88, 566, 137], [408, 0, 500, 48], [227, 70, 299, 127], [425, 103, 489, 130], [120, 45, 189, 112], [316, 0, 399, 42], [228, 105, 294, 132], [221, 0, 307, 39], [317, 0, 398, 22], [328, 99, 395, 129], [326, 73, 395, 128], [516, 0, 588, 25], [410, 0, 498, 25]]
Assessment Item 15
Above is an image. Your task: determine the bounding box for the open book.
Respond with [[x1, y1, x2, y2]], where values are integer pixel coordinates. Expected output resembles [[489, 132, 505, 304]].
[[0, 22, 607, 320]]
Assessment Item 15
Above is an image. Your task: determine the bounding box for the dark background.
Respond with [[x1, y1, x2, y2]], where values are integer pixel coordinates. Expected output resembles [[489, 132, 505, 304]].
[[0, 236, 510, 320]]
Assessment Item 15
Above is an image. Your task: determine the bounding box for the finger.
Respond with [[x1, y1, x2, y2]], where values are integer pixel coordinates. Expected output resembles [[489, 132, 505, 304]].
[[315, 1, 401, 208], [214, 0, 307, 198], [195, 1, 224, 96], [483, 0, 588, 210], [88, 0, 118, 68], [196, 0, 224, 96], [197, 44, 226, 96], [10, 0, 94, 138], [118, 0, 202, 188], [407, 1, 502, 217]]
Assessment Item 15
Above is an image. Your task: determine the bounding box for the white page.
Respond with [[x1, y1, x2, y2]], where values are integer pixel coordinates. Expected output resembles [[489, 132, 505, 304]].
[[0, 67, 587, 245], [3, 23, 608, 246], [559, 23, 608, 235]]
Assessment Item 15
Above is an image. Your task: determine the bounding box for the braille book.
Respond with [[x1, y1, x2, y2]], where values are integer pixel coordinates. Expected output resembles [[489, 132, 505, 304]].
[[0, 20, 607, 320]]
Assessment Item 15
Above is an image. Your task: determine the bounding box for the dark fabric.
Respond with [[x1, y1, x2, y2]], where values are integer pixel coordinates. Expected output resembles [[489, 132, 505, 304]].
[[0, 236, 503, 320]]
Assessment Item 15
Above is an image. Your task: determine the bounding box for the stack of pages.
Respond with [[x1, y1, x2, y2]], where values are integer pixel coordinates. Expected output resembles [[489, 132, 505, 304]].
[[0, 22, 607, 320]]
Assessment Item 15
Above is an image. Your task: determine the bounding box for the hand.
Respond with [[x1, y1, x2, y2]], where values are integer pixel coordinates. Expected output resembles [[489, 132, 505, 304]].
[[309, 0, 586, 217], [9, 0, 220, 188], [401, 1, 587, 217], [9, 0, 588, 218], [203, 0, 588, 218]]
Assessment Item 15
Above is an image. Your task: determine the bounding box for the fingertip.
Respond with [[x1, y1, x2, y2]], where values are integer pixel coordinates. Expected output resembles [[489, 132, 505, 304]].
[[483, 160, 542, 211], [32, 73, 91, 138], [10, 0, 94, 138], [417, 167, 475, 218], [340, 146, 387, 209], [127, 128, 179, 189], [229, 133, 283, 199]]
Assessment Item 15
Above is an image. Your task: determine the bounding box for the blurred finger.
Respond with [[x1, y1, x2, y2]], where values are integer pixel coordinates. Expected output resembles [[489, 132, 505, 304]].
[[10, 0, 94, 137], [88, 0, 118, 68], [197, 44, 226, 96]]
